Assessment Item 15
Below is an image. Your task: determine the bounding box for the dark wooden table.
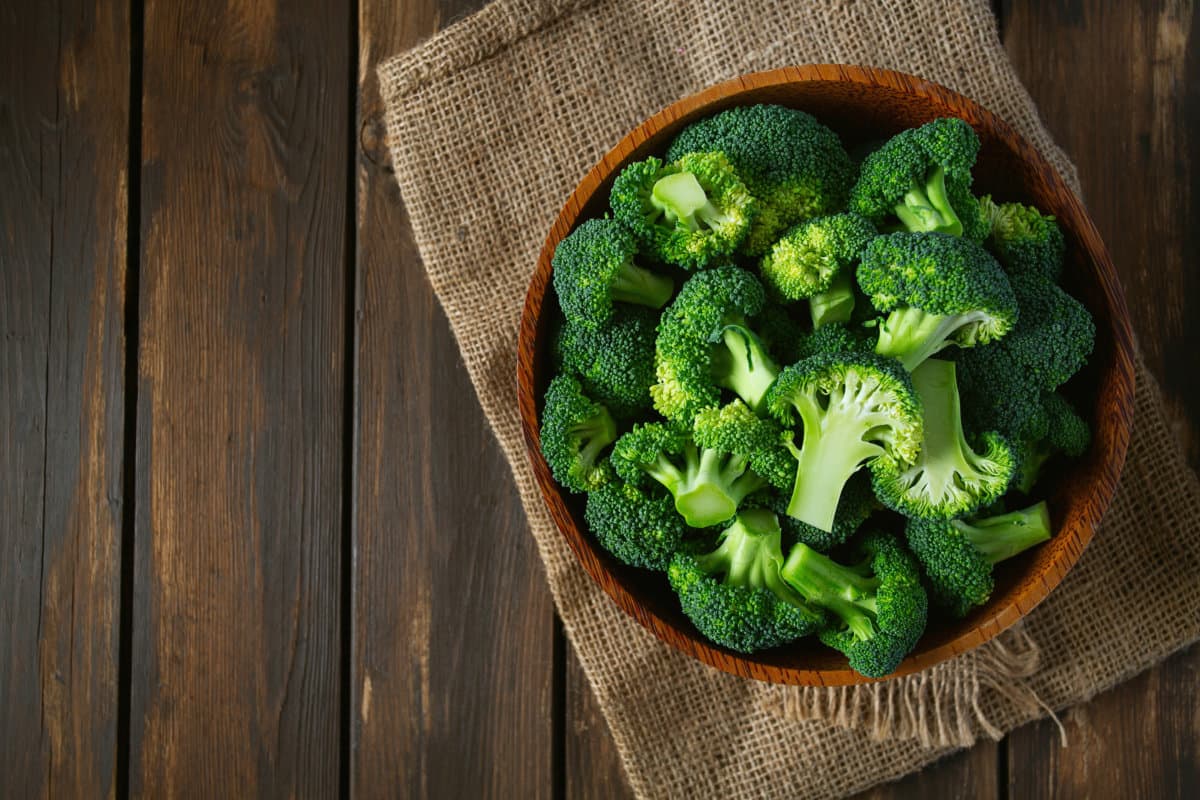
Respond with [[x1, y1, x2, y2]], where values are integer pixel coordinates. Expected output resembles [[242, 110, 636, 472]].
[[2, 1, 1197, 797]]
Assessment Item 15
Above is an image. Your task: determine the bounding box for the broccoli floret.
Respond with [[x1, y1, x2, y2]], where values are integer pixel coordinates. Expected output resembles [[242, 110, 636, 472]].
[[1012, 392, 1091, 493], [666, 104, 856, 255], [551, 218, 674, 330], [858, 232, 1018, 371], [808, 272, 857, 328], [872, 359, 1016, 519], [668, 510, 825, 653], [906, 501, 1052, 617], [540, 375, 617, 493], [781, 531, 929, 678], [610, 152, 756, 269], [693, 401, 795, 492], [795, 321, 874, 360], [611, 420, 769, 528], [849, 117, 981, 238], [652, 267, 781, 420], [980, 196, 1066, 282], [752, 478, 876, 553], [766, 352, 923, 532], [756, 304, 807, 365], [585, 481, 688, 571], [759, 213, 876, 297], [555, 308, 657, 418]]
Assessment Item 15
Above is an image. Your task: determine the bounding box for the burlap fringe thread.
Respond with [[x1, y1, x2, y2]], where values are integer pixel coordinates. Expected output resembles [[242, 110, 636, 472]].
[[759, 626, 1065, 748]]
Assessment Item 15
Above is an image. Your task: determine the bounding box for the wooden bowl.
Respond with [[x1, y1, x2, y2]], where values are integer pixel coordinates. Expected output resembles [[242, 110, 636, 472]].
[[517, 65, 1136, 686]]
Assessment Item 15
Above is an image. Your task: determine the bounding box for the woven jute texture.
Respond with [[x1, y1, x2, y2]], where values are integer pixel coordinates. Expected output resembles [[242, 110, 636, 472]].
[[378, 1, 1200, 796]]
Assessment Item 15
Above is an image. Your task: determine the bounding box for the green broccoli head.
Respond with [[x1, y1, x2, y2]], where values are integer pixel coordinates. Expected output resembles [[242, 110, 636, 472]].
[[781, 531, 929, 678], [980, 196, 1066, 282], [611, 420, 769, 529], [551, 217, 675, 330], [585, 481, 688, 571], [694, 400, 795, 492], [751, 477, 876, 553], [759, 213, 877, 300], [610, 152, 756, 269], [540, 374, 617, 493], [666, 104, 856, 256], [849, 117, 981, 238], [871, 359, 1016, 520], [1012, 391, 1091, 493], [651, 266, 781, 421], [755, 304, 807, 365], [766, 352, 923, 532], [858, 231, 1018, 371], [906, 501, 1052, 617], [796, 320, 875, 360], [668, 509, 825, 653], [555, 307, 658, 418]]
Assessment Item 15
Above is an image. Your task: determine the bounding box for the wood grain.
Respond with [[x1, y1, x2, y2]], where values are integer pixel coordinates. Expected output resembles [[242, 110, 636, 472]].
[[0, 1, 129, 796], [854, 744, 999, 800], [128, 0, 348, 794], [564, 640, 631, 800], [1004, 2, 1200, 797], [352, 0, 557, 798], [518, 64, 1135, 687]]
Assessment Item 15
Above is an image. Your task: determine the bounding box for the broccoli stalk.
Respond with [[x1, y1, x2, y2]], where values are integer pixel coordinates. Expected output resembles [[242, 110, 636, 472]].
[[780, 545, 880, 640], [808, 270, 857, 328], [711, 323, 780, 414], [875, 306, 996, 371], [767, 353, 923, 533], [693, 509, 798, 596], [650, 171, 737, 232], [608, 262, 675, 309], [893, 165, 962, 235], [871, 359, 1015, 519], [958, 502, 1052, 563]]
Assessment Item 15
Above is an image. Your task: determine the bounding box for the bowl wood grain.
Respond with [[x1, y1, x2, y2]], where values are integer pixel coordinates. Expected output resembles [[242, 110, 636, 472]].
[[517, 65, 1136, 686]]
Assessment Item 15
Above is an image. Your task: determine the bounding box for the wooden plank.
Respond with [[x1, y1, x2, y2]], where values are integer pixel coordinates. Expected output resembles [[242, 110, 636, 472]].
[[128, 0, 349, 794], [1003, 1, 1200, 797], [564, 640, 632, 800], [854, 745, 999, 800], [352, 0, 557, 797], [0, 1, 129, 796]]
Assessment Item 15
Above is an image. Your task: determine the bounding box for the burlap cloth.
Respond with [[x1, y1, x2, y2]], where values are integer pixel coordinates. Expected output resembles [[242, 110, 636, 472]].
[[378, 1, 1200, 796]]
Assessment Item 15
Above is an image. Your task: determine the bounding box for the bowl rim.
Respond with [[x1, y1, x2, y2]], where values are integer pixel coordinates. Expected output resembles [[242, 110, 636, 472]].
[[517, 64, 1136, 686]]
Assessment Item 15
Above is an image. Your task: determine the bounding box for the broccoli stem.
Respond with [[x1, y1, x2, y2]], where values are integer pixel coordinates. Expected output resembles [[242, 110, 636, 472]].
[[695, 509, 785, 585], [609, 260, 674, 309], [808, 271, 856, 328], [781, 543, 880, 641], [783, 392, 887, 532], [875, 306, 989, 371], [955, 501, 1052, 564], [893, 165, 963, 236], [903, 359, 986, 500], [567, 409, 617, 471], [669, 445, 765, 528], [650, 171, 729, 232], [713, 324, 780, 412]]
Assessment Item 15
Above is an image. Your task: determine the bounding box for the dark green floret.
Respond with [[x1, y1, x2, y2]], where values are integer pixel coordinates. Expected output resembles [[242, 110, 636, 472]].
[[906, 501, 1052, 617], [795, 321, 874, 360], [755, 304, 807, 365], [652, 266, 781, 421], [551, 217, 674, 330], [752, 478, 876, 553], [693, 401, 795, 492], [539, 375, 617, 493], [555, 307, 658, 418], [781, 531, 928, 678], [1012, 392, 1091, 493], [765, 352, 923, 532], [611, 420, 770, 528], [858, 231, 1018, 371], [668, 510, 825, 653], [666, 104, 856, 256], [585, 481, 688, 571], [980, 196, 1066, 281], [871, 359, 1016, 520], [610, 152, 756, 269], [849, 117, 982, 238]]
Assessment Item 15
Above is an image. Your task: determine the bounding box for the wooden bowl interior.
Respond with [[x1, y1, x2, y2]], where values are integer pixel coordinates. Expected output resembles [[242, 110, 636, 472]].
[[519, 68, 1134, 685]]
